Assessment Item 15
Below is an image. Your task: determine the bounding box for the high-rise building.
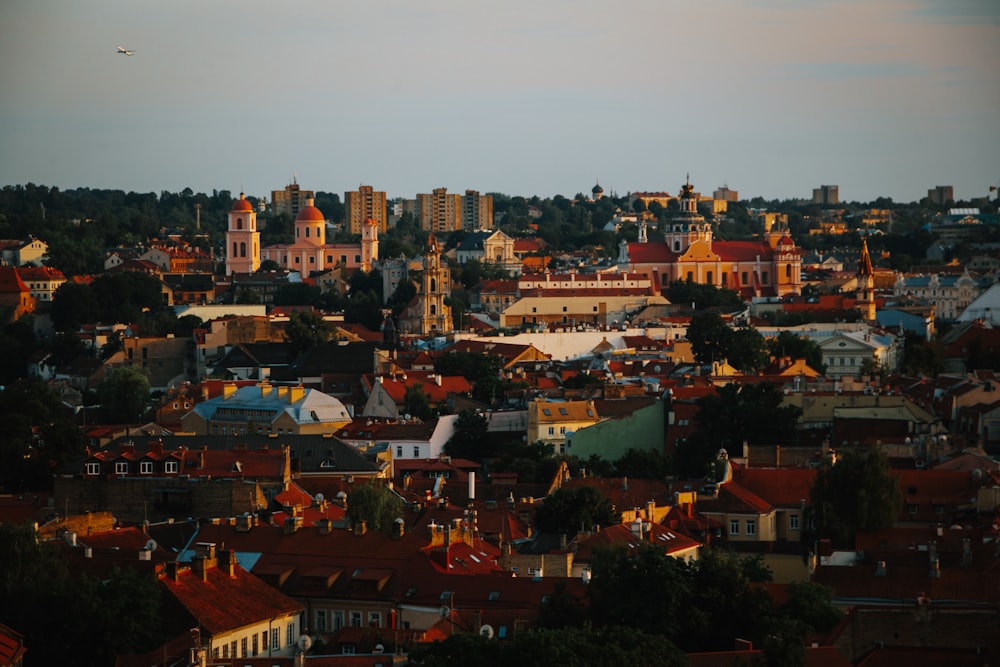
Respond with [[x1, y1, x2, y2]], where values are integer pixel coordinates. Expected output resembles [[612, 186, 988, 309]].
[[416, 188, 462, 234], [271, 178, 314, 219], [713, 186, 739, 202], [812, 185, 839, 205], [461, 190, 494, 231], [345, 185, 388, 234], [927, 186, 954, 206], [225, 193, 260, 276]]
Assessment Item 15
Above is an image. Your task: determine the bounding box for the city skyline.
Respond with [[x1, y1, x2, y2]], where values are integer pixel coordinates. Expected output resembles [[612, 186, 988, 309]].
[[1, 0, 998, 203]]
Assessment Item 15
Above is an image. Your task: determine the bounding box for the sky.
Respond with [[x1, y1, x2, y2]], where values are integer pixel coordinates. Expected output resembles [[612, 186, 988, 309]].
[[1, 0, 998, 204]]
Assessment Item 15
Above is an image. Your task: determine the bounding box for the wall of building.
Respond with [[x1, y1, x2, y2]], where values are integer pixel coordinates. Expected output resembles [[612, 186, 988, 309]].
[[563, 399, 665, 461]]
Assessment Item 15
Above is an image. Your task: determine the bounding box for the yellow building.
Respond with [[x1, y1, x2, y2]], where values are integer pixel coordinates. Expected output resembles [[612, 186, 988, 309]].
[[271, 178, 314, 219], [345, 185, 388, 234], [180, 382, 352, 436], [527, 398, 602, 451]]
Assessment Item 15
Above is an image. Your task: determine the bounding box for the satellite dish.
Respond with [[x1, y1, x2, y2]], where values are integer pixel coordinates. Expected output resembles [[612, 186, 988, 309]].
[[373, 644, 385, 654], [144, 539, 157, 551], [315, 492, 325, 502], [297, 634, 312, 652], [439, 605, 451, 618], [479, 624, 494, 639]]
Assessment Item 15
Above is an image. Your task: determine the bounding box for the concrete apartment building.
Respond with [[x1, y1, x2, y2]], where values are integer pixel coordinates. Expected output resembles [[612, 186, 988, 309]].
[[270, 178, 313, 219], [812, 184, 839, 205], [462, 189, 494, 231], [345, 184, 388, 234], [415, 188, 463, 234]]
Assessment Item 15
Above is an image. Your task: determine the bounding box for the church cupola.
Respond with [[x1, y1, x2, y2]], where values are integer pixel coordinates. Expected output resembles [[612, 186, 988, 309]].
[[294, 198, 326, 246]]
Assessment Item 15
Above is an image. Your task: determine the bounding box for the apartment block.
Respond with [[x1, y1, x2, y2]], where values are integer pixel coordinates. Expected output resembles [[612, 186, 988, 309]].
[[345, 185, 388, 234]]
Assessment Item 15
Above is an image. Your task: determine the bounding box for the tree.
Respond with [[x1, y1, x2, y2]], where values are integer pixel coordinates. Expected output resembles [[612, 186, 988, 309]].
[[534, 486, 616, 534], [728, 326, 770, 373], [686, 311, 733, 365], [807, 447, 902, 547], [676, 382, 801, 478], [767, 330, 826, 374], [97, 364, 151, 423], [778, 581, 842, 634], [345, 481, 404, 531], [403, 383, 433, 421], [445, 410, 489, 460], [283, 310, 333, 356]]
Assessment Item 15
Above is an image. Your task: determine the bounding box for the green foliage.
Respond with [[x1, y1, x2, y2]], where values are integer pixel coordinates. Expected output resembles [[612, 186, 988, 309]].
[[444, 410, 489, 460], [272, 282, 324, 307], [676, 382, 802, 478], [434, 351, 506, 404], [728, 326, 770, 373], [779, 581, 843, 633], [0, 317, 38, 384], [410, 625, 686, 667], [345, 481, 404, 531], [97, 364, 151, 423], [283, 310, 334, 356], [0, 378, 84, 491], [0, 523, 168, 666], [767, 330, 826, 373], [808, 447, 902, 547], [686, 311, 733, 365], [403, 383, 433, 421], [534, 486, 617, 534], [586, 544, 785, 653], [612, 448, 670, 479], [666, 280, 743, 310]]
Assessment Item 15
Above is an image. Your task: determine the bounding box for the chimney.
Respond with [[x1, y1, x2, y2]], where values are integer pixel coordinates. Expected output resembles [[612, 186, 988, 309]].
[[631, 517, 644, 538], [166, 561, 180, 582], [646, 500, 656, 522], [218, 549, 236, 577], [198, 447, 206, 470], [192, 556, 209, 582], [468, 471, 475, 501], [283, 516, 302, 534]]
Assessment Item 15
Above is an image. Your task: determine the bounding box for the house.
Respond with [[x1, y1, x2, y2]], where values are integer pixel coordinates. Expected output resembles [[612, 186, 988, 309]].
[[159, 546, 304, 661], [54, 438, 291, 523], [0, 623, 27, 667], [527, 398, 601, 451], [16, 265, 66, 304], [360, 372, 472, 419], [0, 266, 34, 320], [180, 382, 353, 436]]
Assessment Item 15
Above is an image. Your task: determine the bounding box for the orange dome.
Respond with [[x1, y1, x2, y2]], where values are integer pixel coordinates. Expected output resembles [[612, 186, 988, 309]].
[[296, 204, 325, 223], [231, 194, 254, 213]]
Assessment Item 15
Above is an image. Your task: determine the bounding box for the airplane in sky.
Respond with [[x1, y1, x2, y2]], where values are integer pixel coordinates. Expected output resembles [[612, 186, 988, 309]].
[[116, 46, 135, 56]]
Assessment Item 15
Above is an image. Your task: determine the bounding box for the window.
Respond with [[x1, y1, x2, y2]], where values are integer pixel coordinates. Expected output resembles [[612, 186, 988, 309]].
[[85, 462, 100, 475], [140, 461, 153, 474], [342, 645, 356, 655], [368, 612, 381, 627], [908, 504, 918, 516], [350, 611, 363, 627], [413, 446, 420, 457], [115, 461, 128, 475], [287, 623, 294, 646], [741, 271, 748, 285], [165, 460, 178, 473], [729, 520, 739, 535], [548, 427, 555, 435], [271, 628, 280, 650], [789, 514, 800, 531], [746, 520, 756, 536], [396, 446, 403, 458], [333, 611, 344, 631], [558, 407, 568, 416], [252, 633, 258, 656], [542, 408, 551, 416], [559, 426, 566, 434], [241, 637, 247, 658], [315, 609, 327, 631], [230, 640, 237, 658]]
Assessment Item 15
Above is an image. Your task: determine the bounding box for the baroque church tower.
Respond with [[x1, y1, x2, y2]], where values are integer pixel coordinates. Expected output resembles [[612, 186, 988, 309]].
[[401, 234, 452, 335], [225, 192, 260, 275], [664, 177, 712, 254], [856, 238, 877, 321], [361, 217, 379, 273]]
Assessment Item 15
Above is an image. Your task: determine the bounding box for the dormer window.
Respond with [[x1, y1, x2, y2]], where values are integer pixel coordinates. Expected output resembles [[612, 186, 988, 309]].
[[140, 461, 153, 474], [85, 462, 100, 475], [115, 461, 128, 475], [164, 461, 178, 473]]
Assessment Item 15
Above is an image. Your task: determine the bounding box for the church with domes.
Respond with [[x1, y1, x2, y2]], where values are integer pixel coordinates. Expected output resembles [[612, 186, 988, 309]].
[[224, 193, 378, 277], [619, 179, 802, 299]]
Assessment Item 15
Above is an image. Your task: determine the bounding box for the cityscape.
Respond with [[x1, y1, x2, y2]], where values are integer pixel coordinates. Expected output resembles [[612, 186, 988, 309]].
[[2, 1, 999, 666], [0, 174, 998, 666]]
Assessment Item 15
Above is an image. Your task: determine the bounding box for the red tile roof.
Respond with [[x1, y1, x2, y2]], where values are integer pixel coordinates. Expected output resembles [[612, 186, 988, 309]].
[[159, 560, 303, 635]]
